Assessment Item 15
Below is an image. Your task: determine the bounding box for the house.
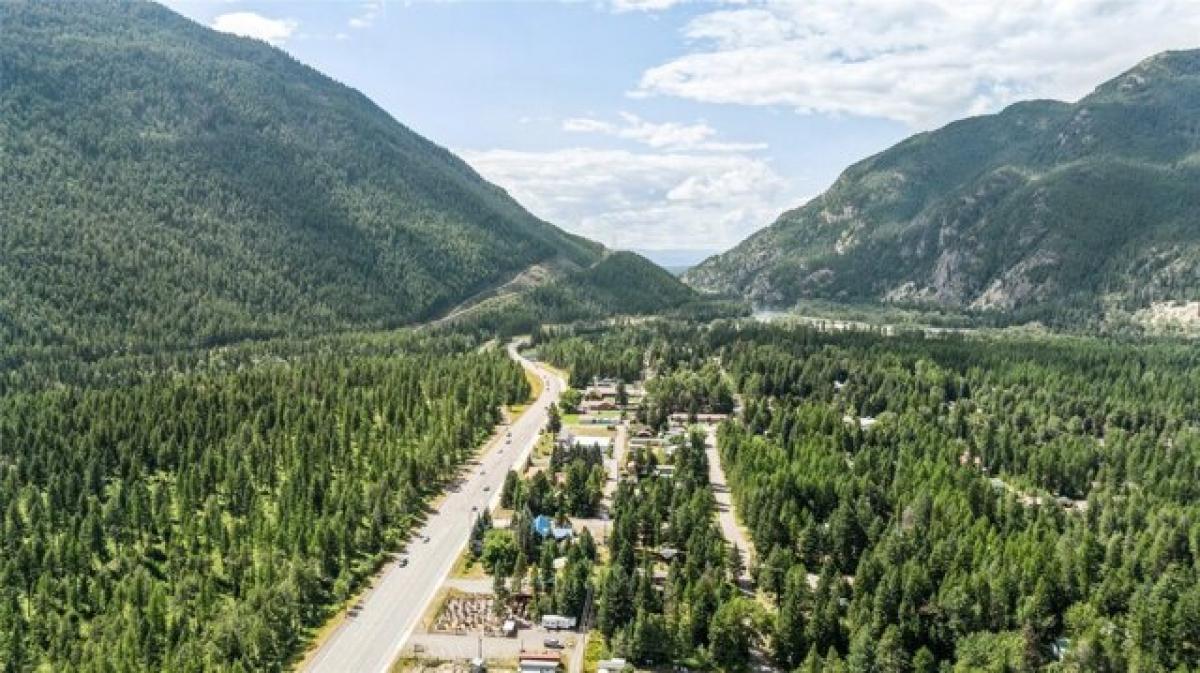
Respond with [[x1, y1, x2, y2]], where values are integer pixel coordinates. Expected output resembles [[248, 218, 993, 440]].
[[582, 399, 618, 412], [668, 412, 729, 423], [519, 652, 561, 673], [573, 435, 612, 450], [557, 431, 612, 451], [654, 464, 675, 479], [598, 659, 629, 673], [532, 515, 574, 541]]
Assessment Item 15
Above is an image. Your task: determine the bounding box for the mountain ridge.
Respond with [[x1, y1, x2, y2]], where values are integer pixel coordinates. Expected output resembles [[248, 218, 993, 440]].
[[685, 49, 1200, 328]]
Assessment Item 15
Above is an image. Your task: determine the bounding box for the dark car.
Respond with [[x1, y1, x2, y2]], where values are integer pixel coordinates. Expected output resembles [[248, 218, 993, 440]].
[[543, 638, 563, 649]]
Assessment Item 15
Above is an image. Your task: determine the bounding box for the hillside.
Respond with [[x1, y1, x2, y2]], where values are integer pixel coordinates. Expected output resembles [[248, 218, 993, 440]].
[[685, 50, 1200, 328], [0, 0, 696, 358]]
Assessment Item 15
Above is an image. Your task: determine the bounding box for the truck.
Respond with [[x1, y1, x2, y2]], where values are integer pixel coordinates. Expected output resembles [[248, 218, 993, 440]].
[[540, 615, 577, 630]]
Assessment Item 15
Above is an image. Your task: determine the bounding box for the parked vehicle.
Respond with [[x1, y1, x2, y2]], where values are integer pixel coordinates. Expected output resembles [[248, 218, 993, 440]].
[[544, 638, 563, 649], [541, 615, 577, 630]]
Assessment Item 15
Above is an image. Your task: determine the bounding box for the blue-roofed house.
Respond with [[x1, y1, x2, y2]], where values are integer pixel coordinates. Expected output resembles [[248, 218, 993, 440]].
[[532, 514, 574, 541]]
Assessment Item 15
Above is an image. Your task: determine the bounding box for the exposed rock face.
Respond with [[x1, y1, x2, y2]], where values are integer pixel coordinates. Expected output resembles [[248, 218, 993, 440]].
[[685, 49, 1200, 326]]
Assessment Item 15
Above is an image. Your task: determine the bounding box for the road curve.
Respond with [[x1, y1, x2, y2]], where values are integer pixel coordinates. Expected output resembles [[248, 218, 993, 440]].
[[303, 340, 564, 673]]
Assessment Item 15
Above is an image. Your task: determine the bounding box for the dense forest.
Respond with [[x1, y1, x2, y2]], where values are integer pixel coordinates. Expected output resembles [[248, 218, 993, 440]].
[[538, 320, 1200, 671], [0, 332, 529, 671]]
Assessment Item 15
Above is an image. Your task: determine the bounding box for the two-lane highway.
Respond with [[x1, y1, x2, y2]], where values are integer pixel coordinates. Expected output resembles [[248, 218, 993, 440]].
[[304, 340, 564, 673]]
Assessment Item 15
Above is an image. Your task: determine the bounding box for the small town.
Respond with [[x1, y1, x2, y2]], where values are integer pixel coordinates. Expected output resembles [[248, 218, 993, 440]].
[[396, 359, 740, 673]]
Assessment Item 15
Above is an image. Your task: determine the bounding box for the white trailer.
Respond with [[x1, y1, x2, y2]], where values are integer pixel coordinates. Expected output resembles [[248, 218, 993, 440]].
[[540, 615, 577, 630]]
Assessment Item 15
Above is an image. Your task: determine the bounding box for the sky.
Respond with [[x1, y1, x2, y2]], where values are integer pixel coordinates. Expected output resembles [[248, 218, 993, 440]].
[[164, 0, 1200, 267]]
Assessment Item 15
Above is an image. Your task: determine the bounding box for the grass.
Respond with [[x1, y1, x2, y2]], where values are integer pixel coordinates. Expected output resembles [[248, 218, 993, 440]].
[[566, 424, 616, 439], [540, 362, 570, 382], [419, 587, 456, 631], [450, 547, 489, 580], [524, 366, 545, 402], [390, 655, 446, 673], [534, 433, 554, 460]]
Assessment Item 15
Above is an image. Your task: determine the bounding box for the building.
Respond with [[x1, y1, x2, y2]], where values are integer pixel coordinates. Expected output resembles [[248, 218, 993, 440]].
[[532, 515, 574, 541], [541, 614, 577, 630], [668, 412, 729, 423], [518, 652, 561, 673], [558, 431, 612, 451], [581, 399, 618, 412], [597, 659, 629, 673]]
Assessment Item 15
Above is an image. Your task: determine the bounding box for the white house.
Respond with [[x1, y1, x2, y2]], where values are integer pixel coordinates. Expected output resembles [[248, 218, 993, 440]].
[[598, 659, 629, 673], [518, 654, 560, 673]]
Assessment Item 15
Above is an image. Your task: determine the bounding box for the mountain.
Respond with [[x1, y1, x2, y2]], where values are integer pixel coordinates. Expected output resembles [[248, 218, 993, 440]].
[[0, 0, 696, 358], [685, 50, 1200, 327]]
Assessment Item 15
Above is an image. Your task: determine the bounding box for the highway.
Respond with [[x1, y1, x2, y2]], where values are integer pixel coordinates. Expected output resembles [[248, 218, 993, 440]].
[[303, 340, 564, 673]]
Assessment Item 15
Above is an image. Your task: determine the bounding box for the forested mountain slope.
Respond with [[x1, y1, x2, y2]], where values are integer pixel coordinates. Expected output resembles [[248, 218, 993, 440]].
[[0, 0, 696, 357], [686, 49, 1200, 328]]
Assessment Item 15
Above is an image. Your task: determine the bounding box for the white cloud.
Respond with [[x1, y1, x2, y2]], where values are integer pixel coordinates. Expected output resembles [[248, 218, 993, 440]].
[[562, 112, 766, 152], [609, 0, 686, 12], [348, 1, 383, 29], [635, 0, 1200, 127], [211, 12, 297, 46], [461, 147, 797, 251], [608, 0, 749, 14]]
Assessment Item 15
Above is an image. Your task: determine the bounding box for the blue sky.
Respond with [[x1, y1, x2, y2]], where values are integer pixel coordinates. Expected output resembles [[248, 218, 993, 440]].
[[165, 0, 1200, 266]]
